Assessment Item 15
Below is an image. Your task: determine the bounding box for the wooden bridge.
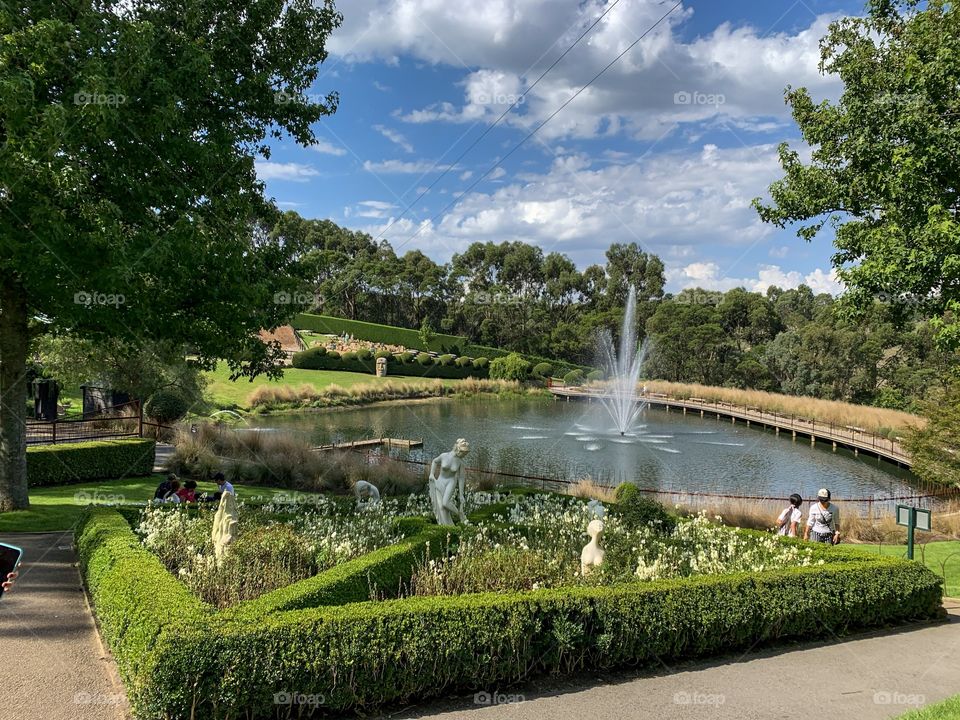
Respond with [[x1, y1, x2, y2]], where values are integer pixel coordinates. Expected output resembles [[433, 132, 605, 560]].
[[549, 387, 912, 468], [313, 437, 423, 452]]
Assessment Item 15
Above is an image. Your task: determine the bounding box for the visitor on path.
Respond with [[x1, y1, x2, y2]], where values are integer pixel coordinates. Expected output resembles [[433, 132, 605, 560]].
[[3, 570, 18, 593], [776, 494, 803, 537], [176, 480, 199, 503], [805, 488, 840, 544], [153, 473, 179, 501]]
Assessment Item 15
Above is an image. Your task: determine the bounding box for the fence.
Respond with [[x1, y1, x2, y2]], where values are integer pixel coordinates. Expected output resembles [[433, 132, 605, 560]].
[[25, 401, 175, 445]]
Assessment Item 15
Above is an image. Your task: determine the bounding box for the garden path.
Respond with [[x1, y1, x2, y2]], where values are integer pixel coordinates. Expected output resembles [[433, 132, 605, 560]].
[[390, 602, 960, 720], [0, 532, 128, 720]]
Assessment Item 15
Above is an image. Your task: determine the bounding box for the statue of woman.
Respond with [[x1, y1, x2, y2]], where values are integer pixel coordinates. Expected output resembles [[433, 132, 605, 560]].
[[428, 438, 470, 525]]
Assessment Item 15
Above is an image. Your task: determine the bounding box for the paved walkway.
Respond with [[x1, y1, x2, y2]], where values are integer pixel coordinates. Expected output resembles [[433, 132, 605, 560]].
[[0, 532, 128, 720], [389, 602, 960, 720], [2, 531, 958, 720]]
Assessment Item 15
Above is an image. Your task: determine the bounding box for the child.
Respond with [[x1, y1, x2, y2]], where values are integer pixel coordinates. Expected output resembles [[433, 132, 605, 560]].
[[776, 494, 803, 537]]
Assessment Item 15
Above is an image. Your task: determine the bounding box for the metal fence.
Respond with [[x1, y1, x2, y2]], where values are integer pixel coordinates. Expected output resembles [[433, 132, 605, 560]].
[[24, 401, 168, 445]]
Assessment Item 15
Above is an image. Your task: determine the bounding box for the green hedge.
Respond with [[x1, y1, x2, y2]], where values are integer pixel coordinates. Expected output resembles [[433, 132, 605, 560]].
[[292, 346, 489, 379], [27, 438, 156, 487], [79, 508, 943, 719]]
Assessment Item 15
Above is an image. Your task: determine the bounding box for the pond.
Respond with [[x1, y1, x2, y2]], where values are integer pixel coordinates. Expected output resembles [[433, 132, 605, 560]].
[[248, 397, 918, 501]]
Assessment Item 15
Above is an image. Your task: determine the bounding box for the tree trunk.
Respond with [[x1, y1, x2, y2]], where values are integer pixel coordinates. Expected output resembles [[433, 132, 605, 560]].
[[0, 275, 30, 511]]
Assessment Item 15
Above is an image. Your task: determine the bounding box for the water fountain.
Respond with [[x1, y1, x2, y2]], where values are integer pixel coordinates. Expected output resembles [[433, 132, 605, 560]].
[[597, 286, 649, 436]]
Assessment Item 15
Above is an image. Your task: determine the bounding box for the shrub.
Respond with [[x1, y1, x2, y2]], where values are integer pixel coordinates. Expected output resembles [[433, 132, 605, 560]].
[[613, 483, 676, 533], [81, 508, 943, 718], [399, 352, 414, 363], [586, 370, 605, 382], [473, 357, 489, 369], [27, 439, 156, 487], [356, 348, 373, 361], [532, 362, 554, 379], [455, 356, 473, 368], [374, 350, 392, 360], [438, 354, 455, 366], [341, 351, 358, 362], [291, 347, 330, 370], [489, 353, 531, 381], [326, 350, 341, 360], [563, 369, 585, 386], [144, 389, 190, 423], [416, 352, 433, 365]]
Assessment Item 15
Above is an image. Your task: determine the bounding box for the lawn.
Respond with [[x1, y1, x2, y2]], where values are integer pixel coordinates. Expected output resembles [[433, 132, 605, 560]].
[[0, 475, 316, 533], [203, 362, 416, 409], [854, 541, 960, 597], [897, 695, 960, 719]]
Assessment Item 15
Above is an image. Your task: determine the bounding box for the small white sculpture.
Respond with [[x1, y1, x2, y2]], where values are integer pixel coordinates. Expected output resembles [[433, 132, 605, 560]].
[[587, 499, 606, 519], [580, 519, 605, 576], [428, 438, 470, 525], [354, 480, 381, 508], [212, 491, 239, 560]]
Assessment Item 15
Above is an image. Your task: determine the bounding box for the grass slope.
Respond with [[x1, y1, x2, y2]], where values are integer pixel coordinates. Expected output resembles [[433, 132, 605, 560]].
[[853, 541, 960, 597], [897, 695, 960, 719]]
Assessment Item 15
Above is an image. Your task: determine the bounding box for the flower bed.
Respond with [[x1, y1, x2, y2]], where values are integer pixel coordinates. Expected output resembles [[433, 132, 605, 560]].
[[78, 490, 945, 718]]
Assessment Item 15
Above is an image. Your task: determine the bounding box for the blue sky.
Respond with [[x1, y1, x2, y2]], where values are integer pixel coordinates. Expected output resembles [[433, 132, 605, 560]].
[[257, 0, 867, 294]]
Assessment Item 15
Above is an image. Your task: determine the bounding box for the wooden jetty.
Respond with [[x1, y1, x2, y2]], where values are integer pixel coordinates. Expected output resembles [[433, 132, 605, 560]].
[[313, 437, 423, 452], [549, 386, 912, 468]]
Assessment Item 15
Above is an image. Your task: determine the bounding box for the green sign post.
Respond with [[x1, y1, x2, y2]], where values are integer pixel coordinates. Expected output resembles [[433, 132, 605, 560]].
[[896, 505, 932, 559]]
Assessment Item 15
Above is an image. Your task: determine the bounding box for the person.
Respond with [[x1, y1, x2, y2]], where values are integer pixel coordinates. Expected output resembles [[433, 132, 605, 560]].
[[3, 570, 18, 593], [776, 494, 803, 537], [162, 480, 182, 503], [176, 480, 199, 503], [805, 488, 841, 544], [208, 472, 235, 502], [153, 473, 178, 501]]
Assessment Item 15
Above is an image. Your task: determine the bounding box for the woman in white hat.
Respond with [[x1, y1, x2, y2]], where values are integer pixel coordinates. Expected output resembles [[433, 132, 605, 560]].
[[804, 488, 840, 544]]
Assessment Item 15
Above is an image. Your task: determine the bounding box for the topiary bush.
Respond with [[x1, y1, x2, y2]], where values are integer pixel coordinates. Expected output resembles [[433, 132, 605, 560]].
[[613, 483, 676, 533], [374, 350, 392, 360], [416, 352, 433, 366], [399, 352, 414, 363], [455, 356, 473, 368], [473, 357, 489, 369], [341, 351, 359, 362], [144, 389, 190, 423], [563, 369, 585, 386], [356, 348, 373, 361], [438, 354, 455, 366], [532, 362, 553, 379], [586, 370, 605, 382], [27, 438, 156, 487]]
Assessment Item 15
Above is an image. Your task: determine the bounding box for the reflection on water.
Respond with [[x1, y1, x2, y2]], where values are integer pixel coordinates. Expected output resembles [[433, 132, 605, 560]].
[[249, 397, 918, 500]]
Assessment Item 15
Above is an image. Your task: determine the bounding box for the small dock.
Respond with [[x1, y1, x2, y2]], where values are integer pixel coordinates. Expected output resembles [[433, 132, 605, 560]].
[[313, 437, 424, 452], [549, 387, 912, 467]]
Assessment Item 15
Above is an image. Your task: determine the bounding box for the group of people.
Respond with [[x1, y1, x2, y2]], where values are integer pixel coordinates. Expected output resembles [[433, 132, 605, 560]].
[[776, 488, 841, 544], [152, 472, 235, 504]]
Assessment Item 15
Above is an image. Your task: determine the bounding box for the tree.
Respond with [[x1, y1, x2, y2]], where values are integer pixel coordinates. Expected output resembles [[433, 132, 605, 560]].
[[489, 353, 531, 382], [755, 0, 960, 347], [906, 381, 960, 487], [0, 1, 341, 510]]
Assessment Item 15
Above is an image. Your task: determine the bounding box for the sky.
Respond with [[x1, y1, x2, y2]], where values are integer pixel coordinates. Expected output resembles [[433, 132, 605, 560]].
[[256, 0, 866, 295]]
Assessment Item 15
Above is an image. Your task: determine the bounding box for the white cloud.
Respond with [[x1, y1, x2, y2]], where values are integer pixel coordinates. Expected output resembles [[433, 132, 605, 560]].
[[335, 1, 841, 140], [256, 161, 321, 182], [363, 159, 451, 174], [374, 124, 414, 153], [488, 167, 507, 180], [460, 170, 474, 181], [666, 262, 844, 296], [309, 139, 347, 156]]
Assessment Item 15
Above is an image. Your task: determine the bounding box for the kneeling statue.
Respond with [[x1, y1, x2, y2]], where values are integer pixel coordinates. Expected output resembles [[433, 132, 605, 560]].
[[429, 438, 470, 525]]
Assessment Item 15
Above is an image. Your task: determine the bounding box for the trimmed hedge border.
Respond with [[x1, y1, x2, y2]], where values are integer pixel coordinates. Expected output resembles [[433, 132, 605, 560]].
[[78, 509, 944, 718], [28, 438, 156, 487]]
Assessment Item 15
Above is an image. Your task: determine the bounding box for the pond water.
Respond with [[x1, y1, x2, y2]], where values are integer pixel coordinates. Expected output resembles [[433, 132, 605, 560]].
[[248, 397, 918, 501]]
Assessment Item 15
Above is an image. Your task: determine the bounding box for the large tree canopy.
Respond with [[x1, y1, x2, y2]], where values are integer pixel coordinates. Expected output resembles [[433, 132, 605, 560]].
[[0, 0, 341, 510], [755, 0, 960, 348]]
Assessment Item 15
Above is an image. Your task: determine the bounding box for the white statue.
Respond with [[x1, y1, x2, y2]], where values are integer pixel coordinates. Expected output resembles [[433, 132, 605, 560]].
[[354, 480, 381, 508], [580, 519, 605, 576], [587, 499, 606, 519], [428, 438, 470, 525], [212, 491, 239, 560]]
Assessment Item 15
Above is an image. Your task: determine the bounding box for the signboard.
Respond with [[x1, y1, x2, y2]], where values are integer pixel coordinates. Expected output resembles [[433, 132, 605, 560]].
[[896, 505, 932, 559]]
